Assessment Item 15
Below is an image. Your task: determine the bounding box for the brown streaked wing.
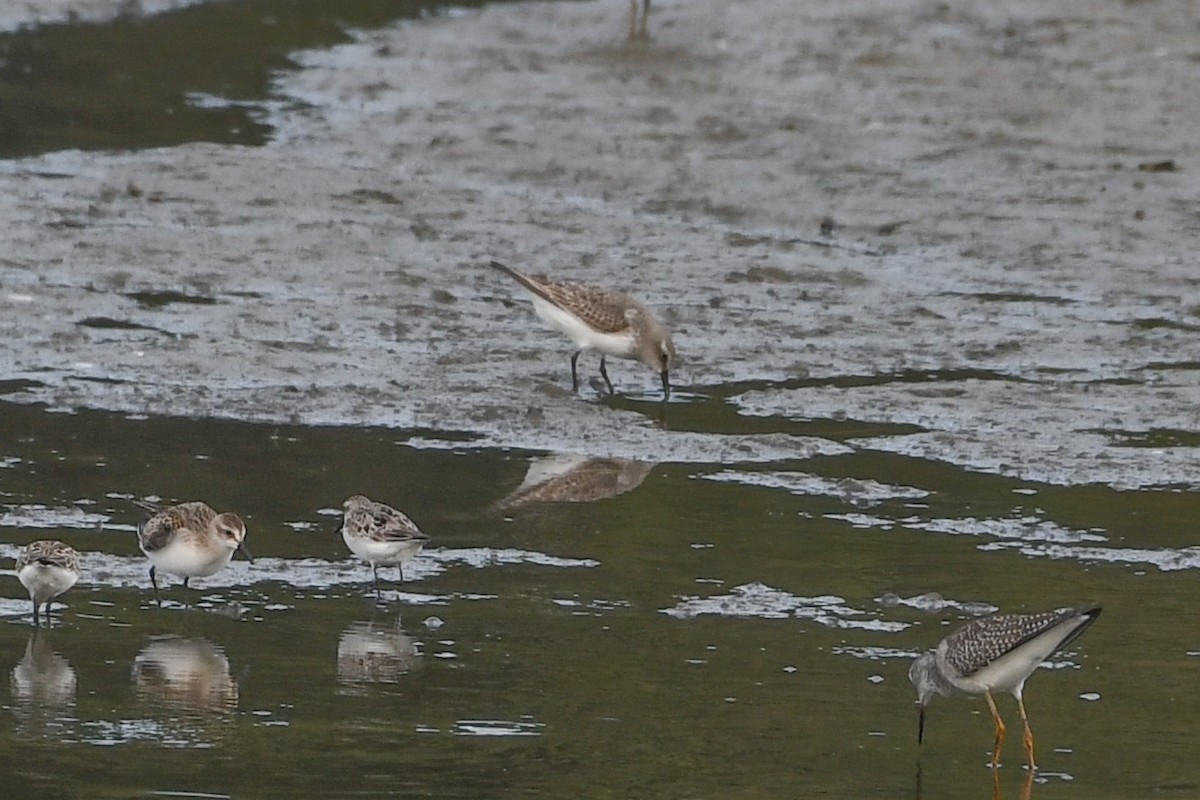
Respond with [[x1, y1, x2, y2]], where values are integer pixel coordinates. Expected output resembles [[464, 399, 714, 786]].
[[523, 276, 635, 335], [544, 281, 637, 334], [942, 609, 1076, 677], [352, 501, 426, 542], [16, 540, 79, 572], [346, 507, 375, 539], [139, 507, 192, 552], [172, 502, 218, 529]]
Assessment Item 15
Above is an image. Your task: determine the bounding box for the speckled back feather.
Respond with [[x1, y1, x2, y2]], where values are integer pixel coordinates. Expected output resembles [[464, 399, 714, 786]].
[[135, 500, 219, 552], [941, 607, 1096, 677], [15, 540, 80, 573], [344, 495, 428, 543], [491, 260, 642, 334]]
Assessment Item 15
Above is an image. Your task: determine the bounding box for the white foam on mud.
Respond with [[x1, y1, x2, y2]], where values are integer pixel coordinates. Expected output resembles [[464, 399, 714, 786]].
[[403, 432, 850, 467], [0, 504, 109, 530], [733, 381, 1200, 489], [452, 718, 544, 737], [824, 511, 1199, 573], [0, 543, 598, 600], [0, 0, 208, 32], [701, 469, 929, 506], [661, 582, 908, 632]]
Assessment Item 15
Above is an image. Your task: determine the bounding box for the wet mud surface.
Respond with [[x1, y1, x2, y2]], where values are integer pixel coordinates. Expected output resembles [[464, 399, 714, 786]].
[[1, 0, 1198, 486]]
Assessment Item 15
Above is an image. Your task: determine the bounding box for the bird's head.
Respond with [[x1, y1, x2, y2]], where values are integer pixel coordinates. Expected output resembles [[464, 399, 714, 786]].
[[630, 310, 677, 398], [909, 651, 954, 744], [214, 513, 252, 563]]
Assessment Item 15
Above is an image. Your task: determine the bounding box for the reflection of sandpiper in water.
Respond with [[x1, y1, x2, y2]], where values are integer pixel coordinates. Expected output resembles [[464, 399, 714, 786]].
[[132, 635, 239, 713], [493, 453, 654, 510], [11, 633, 77, 708], [337, 619, 421, 689]]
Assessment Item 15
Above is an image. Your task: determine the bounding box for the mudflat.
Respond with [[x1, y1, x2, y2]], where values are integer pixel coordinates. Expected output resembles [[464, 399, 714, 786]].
[[1, 0, 1195, 486]]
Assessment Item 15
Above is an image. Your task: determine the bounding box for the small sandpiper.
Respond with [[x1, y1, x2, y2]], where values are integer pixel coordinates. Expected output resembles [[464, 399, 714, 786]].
[[339, 494, 430, 594], [490, 260, 676, 398], [15, 540, 81, 627], [908, 605, 1101, 770], [134, 499, 253, 600]]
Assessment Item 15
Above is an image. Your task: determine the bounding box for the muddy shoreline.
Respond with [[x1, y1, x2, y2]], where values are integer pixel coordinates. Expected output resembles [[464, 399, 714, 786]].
[[1, 0, 1197, 486]]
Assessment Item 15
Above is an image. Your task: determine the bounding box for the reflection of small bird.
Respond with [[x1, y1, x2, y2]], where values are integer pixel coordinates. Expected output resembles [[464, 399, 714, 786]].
[[340, 495, 430, 592], [490, 260, 676, 398], [909, 606, 1101, 769], [15, 540, 81, 627], [493, 453, 654, 510], [337, 620, 420, 689], [134, 500, 253, 598], [133, 636, 239, 713], [11, 634, 77, 707]]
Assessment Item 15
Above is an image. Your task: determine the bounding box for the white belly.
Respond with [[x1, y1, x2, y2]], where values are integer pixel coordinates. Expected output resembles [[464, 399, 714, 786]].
[[343, 530, 424, 566], [149, 542, 234, 578], [18, 563, 79, 603], [531, 296, 636, 358]]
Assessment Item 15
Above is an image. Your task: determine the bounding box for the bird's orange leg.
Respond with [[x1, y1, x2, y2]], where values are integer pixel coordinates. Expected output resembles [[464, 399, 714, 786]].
[[1019, 768, 1034, 800], [1017, 694, 1037, 771], [984, 690, 1006, 767]]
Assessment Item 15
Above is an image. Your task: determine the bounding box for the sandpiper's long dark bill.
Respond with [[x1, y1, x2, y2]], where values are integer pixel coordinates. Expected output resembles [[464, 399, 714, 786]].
[[908, 605, 1101, 770], [489, 260, 676, 398]]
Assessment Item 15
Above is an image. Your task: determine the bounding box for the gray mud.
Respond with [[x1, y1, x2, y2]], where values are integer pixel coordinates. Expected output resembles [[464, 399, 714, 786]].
[[1, 0, 1197, 485]]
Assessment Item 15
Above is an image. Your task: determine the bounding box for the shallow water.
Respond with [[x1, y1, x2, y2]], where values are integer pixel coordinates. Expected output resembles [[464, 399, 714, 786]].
[[2, 401, 1198, 799], [0, 0, 498, 158]]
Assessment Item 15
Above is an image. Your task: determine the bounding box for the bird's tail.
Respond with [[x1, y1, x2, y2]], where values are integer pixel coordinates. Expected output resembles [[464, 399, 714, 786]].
[[488, 260, 555, 304], [132, 498, 162, 517], [488, 259, 517, 276]]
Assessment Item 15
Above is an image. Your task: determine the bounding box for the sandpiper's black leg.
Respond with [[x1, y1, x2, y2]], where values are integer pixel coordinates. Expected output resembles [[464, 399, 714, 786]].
[[599, 356, 615, 395], [150, 566, 162, 607], [31, 599, 40, 628], [570, 351, 581, 391], [371, 563, 384, 601], [397, 564, 406, 584], [629, 0, 650, 38]]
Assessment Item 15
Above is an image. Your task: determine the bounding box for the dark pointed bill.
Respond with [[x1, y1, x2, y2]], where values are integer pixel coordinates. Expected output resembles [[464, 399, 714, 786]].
[[238, 542, 254, 563]]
